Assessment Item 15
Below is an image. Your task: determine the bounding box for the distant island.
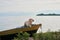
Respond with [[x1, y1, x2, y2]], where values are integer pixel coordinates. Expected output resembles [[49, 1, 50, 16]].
[[37, 13, 60, 16]]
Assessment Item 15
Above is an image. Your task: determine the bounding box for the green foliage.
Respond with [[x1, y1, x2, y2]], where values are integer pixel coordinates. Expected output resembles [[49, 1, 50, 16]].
[[33, 33, 39, 40], [13, 31, 60, 40], [23, 32, 30, 40], [33, 32, 60, 40], [13, 32, 30, 40]]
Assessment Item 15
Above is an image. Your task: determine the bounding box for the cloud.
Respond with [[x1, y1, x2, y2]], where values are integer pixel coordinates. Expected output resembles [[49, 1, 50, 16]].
[[0, 0, 60, 13]]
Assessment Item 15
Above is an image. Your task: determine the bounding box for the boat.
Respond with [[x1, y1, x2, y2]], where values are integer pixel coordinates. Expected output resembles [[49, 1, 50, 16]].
[[0, 24, 42, 40]]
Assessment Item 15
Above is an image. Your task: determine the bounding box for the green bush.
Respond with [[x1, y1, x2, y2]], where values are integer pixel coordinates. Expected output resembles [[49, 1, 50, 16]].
[[13, 32, 60, 40], [33, 33, 39, 40], [13, 32, 30, 40], [23, 32, 30, 40]]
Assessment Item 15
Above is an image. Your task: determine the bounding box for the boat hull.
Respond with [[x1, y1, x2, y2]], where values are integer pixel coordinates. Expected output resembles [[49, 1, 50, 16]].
[[0, 24, 42, 40]]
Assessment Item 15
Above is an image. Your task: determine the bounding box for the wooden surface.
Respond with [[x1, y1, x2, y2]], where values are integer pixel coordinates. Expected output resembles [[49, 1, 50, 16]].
[[0, 24, 42, 36]]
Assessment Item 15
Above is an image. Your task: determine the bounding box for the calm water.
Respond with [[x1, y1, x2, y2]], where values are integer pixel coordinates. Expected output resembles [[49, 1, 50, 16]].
[[0, 16, 60, 33]]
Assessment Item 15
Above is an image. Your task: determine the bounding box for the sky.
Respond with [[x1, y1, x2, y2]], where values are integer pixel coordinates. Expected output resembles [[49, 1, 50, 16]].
[[0, 0, 60, 33]]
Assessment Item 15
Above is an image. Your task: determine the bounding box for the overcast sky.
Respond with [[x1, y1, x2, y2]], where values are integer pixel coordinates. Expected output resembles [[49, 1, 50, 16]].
[[0, 0, 60, 13], [0, 0, 60, 33]]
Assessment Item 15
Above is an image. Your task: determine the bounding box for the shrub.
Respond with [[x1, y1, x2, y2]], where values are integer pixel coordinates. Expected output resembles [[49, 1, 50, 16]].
[[13, 32, 60, 40], [13, 32, 30, 40]]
